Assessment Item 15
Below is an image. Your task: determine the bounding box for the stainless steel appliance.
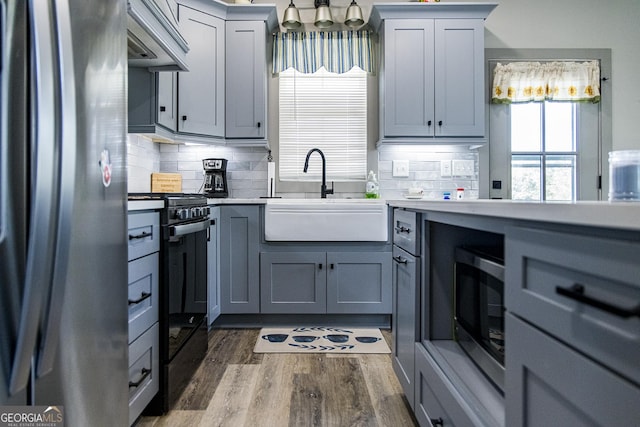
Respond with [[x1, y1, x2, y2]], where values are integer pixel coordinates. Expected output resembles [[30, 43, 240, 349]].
[[1, 0, 128, 424], [454, 246, 506, 392], [203, 158, 229, 198], [129, 193, 209, 414]]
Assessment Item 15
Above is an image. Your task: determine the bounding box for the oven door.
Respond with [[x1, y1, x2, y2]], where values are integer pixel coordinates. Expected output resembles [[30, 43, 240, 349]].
[[165, 219, 208, 361]]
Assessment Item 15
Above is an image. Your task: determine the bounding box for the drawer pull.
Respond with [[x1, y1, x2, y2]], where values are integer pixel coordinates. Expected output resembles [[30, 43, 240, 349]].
[[393, 255, 408, 264], [395, 226, 411, 234], [129, 231, 151, 240], [555, 284, 640, 318], [128, 292, 152, 306], [430, 418, 444, 426], [129, 367, 151, 388]]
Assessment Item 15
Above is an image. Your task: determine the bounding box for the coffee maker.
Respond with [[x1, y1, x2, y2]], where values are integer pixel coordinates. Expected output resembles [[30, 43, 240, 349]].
[[203, 158, 229, 198]]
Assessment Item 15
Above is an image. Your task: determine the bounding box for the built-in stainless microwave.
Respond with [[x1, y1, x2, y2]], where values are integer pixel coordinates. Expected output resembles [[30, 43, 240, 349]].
[[454, 246, 505, 393]]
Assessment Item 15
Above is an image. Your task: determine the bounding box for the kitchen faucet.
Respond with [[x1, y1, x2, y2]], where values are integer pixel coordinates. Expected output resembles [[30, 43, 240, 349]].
[[303, 148, 334, 198]]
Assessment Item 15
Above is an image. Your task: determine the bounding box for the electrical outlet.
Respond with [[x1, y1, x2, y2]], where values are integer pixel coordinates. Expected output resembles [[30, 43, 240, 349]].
[[452, 159, 474, 177], [440, 160, 452, 178], [392, 160, 409, 177]]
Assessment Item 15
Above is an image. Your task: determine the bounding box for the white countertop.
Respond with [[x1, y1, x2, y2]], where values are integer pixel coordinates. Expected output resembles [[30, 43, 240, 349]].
[[387, 199, 640, 231]]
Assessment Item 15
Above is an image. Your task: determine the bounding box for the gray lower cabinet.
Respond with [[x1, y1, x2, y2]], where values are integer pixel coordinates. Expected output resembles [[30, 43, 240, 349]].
[[506, 313, 640, 427], [260, 251, 391, 314], [414, 344, 476, 427], [392, 245, 420, 410], [326, 252, 391, 314], [127, 210, 160, 425], [219, 205, 260, 313], [260, 252, 327, 314], [207, 207, 220, 325]]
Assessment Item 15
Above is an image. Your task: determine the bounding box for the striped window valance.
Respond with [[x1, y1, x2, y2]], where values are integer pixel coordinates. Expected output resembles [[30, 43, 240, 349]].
[[492, 60, 600, 104], [273, 31, 374, 75]]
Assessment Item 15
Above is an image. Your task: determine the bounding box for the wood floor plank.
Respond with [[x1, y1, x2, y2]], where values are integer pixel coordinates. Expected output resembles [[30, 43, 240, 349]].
[[359, 354, 418, 427], [136, 410, 205, 427], [174, 328, 262, 410], [136, 329, 416, 427], [289, 356, 378, 427], [200, 364, 260, 427]]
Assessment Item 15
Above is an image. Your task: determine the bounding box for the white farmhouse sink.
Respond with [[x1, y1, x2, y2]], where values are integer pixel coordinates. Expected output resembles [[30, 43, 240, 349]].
[[264, 199, 388, 242]]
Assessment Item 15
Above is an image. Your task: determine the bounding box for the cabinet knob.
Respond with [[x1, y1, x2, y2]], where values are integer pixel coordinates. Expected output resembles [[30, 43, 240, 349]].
[[318, 263, 323, 270], [257, 122, 261, 128], [159, 106, 166, 112], [430, 418, 444, 426], [438, 120, 443, 126], [427, 120, 432, 126], [182, 115, 187, 121]]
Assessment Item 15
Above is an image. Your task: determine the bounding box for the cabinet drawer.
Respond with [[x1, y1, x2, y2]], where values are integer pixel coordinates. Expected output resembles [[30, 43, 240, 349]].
[[128, 211, 160, 261], [414, 344, 475, 427], [129, 323, 160, 426], [393, 209, 421, 255], [506, 227, 640, 386], [128, 253, 159, 343], [506, 313, 640, 427]]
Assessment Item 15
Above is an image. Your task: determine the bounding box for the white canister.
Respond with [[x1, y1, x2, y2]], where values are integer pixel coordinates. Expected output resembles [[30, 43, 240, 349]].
[[456, 188, 465, 200], [609, 150, 640, 201]]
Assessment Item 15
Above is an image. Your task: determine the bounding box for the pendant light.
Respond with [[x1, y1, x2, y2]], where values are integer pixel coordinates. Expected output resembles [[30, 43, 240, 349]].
[[314, 0, 333, 28], [344, 0, 364, 28], [282, 0, 302, 30]]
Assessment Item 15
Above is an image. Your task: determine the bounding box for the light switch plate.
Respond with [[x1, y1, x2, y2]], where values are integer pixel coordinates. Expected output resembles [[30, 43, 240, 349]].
[[452, 159, 475, 177], [440, 160, 452, 178], [392, 160, 410, 177]]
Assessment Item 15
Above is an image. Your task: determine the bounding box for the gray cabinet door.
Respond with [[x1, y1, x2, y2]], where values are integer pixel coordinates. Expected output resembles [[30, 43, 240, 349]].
[[225, 20, 266, 139], [392, 246, 420, 410], [326, 252, 392, 314], [260, 252, 327, 314], [383, 19, 435, 137], [207, 207, 220, 325], [219, 205, 260, 313], [506, 313, 640, 427], [177, 6, 225, 137], [157, 71, 177, 132], [433, 19, 485, 137]]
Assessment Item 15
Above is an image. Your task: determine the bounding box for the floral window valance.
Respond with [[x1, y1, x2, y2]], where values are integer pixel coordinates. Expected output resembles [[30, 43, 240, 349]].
[[491, 60, 600, 104], [272, 31, 374, 75]]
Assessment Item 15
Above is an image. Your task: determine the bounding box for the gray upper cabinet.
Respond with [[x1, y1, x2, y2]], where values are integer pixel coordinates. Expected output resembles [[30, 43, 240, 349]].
[[157, 71, 178, 132], [225, 20, 267, 140], [371, 3, 497, 144], [177, 5, 225, 137]]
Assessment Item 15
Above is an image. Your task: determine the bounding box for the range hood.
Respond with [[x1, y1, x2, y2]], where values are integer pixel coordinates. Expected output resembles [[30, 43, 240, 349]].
[[127, 0, 189, 71]]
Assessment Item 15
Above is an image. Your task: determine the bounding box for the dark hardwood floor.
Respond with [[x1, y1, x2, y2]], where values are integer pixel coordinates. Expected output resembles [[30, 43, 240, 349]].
[[136, 328, 418, 427]]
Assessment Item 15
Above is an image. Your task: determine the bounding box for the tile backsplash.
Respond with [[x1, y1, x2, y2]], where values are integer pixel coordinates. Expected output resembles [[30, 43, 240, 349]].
[[126, 135, 479, 199]]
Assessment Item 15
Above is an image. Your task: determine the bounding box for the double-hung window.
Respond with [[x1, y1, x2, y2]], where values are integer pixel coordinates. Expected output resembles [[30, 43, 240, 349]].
[[279, 67, 367, 182], [486, 51, 611, 201], [273, 31, 374, 186]]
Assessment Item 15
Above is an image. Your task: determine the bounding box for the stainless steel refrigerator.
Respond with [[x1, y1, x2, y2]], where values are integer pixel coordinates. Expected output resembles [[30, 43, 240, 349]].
[[1, 0, 128, 425]]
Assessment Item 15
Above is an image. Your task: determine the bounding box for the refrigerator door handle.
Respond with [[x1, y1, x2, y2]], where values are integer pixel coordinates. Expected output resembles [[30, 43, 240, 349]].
[[35, 0, 77, 378], [9, 0, 61, 395]]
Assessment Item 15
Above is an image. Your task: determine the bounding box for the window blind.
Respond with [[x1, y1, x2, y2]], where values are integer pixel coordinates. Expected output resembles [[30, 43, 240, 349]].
[[279, 67, 367, 182]]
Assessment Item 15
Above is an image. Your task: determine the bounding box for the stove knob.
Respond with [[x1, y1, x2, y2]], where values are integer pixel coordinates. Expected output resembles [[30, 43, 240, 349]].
[[192, 207, 201, 217], [176, 209, 190, 220]]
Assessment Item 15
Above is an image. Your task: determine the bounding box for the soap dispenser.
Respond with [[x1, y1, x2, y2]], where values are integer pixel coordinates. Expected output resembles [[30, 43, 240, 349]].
[[365, 170, 380, 199]]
